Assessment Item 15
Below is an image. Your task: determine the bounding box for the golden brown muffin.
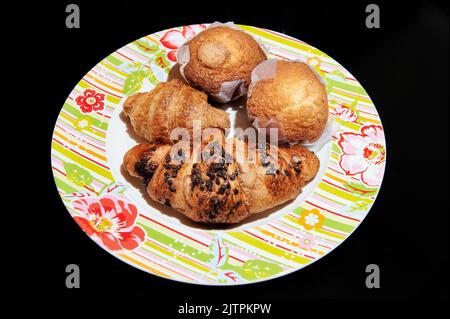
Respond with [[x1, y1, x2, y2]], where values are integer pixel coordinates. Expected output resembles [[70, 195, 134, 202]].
[[247, 60, 329, 143], [180, 25, 267, 102]]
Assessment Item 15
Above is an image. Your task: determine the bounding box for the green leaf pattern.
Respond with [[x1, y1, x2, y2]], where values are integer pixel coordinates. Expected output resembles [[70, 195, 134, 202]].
[[121, 42, 172, 95], [63, 162, 93, 187], [208, 235, 284, 283]]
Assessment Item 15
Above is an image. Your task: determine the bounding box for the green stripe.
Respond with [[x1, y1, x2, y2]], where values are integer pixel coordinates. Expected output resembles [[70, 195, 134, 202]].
[[318, 182, 361, 202], [322, 218, 355, 233], [139, 223, 212, 263], [327, 78, 367, 96], [106, 53, 125, 66], [332, 143, 341, 155], [239, 25, 331, 59], [62, 102, 109, 131], [54, 176, 79, 194], [227, 232, 309, 265], [292, 207, 356, 233], [141, 244, 209, 273], [52, 141, 113, 180]]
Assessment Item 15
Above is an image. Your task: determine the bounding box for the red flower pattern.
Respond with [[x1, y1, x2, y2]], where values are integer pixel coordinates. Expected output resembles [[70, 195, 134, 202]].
[[334, 104, 358, 123], [160, 25, 206, 62], [72, 195, 145, 251], [75, 89, 105, 113]]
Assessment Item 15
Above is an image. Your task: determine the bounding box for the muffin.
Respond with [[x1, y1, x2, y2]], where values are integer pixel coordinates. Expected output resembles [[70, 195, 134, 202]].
[[247, 59, 329, 143], [178, 23, 267, 102]]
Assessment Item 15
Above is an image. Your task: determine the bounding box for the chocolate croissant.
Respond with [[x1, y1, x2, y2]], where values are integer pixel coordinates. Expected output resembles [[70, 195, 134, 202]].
[[123, 136, 319, 224], [123, 79, 230, 144]]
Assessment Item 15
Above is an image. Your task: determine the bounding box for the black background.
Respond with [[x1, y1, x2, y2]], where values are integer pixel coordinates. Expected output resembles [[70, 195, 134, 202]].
[[2, 0, 448, 307]]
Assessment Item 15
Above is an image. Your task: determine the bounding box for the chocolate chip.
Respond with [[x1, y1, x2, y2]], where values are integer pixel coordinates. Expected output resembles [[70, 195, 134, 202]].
[[284, 169, 291, 176], [233, 188, 239, 195], [200, 186, 205, 191], [229, 173, 235, 181], [164, 198, 171, 207], [167, 179, 173, 186], [169, 186, 176, 192], [210, 197, 220, 207]]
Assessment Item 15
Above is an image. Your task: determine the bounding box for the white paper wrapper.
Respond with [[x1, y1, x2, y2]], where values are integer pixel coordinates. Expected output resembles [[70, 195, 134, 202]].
[[247, 58, 334, 152], [177, 21, 269, 103], [247, 59, 277, 98], [300, 116, 341, 152]]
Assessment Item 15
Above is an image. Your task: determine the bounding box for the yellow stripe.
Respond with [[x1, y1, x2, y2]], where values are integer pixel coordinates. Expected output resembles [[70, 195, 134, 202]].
[[325, 172, 347, 184], [358, 116, 381, 124], [58, 111, 106, 140], [317, 182, 361, 202], [330, 89, 371, 103], [143, 242, 209, 272], [119, 253, 171, 278], [99, 60, 128, 78], [85, 72, 123, 95], [315, 228, 346, 240], [53, 130, 107, 162], [239, 25, 329, 58], [52, 141, 113, 180], [284, 215, 345, 240], [228, 231, 310, 264]]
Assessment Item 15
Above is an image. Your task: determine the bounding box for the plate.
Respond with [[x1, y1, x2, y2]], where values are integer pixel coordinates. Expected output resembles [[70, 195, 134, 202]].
[[51, 24, 386, 285]]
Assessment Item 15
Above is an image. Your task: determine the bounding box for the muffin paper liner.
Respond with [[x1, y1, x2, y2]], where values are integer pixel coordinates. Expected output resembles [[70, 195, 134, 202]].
[[177, 22, 269, 103], [247, 58, 335, 152]]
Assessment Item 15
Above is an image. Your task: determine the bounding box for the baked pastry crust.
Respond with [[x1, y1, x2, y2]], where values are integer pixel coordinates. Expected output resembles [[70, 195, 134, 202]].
[[247, 60, 329, 142], [183, 26, 267, 98], [123, 79, 230, 144], [123, 136, 319, 224]]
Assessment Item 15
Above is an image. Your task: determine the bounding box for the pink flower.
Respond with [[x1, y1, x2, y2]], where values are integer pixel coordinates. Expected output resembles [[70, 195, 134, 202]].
[[160, 25, 206, 62], [334, 104, 358, 123], [338, 125, 386, 186], [298, 233, 317, 250], [72, 195, 146, 251]]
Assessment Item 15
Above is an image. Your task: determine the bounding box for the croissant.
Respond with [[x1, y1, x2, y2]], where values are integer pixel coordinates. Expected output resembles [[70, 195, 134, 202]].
[[123, 79, 230, 144], [123, 135, 319, 224]]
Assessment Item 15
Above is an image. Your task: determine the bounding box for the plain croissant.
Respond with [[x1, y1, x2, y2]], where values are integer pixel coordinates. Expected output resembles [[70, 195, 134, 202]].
[[123, 136, 319, 224], [123, 79, 230, 144]]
